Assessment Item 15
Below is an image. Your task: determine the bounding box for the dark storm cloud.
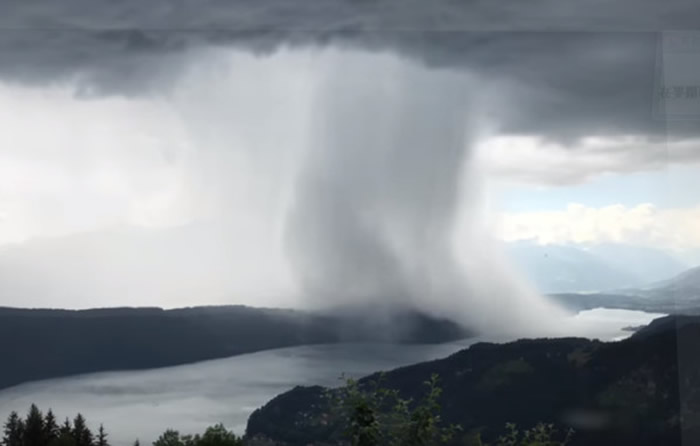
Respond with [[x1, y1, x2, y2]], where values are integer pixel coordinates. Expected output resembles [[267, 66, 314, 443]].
[[1, 0, 694, 140], [2, 0, 700, 31]]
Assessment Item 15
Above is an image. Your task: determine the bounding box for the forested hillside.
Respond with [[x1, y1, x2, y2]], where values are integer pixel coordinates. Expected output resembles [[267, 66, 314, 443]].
[[0, 306, 471, 391], [247, 315, 700, 446]]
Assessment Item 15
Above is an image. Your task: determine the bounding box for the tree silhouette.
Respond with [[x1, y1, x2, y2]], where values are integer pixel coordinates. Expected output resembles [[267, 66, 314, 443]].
[[196, 424, 243, 446], [2, 407, 108, 446], [96, 425, 108, 446], [152, 429, 182, 446], [59, 419, 72, 437], [24, 404, 45, 446], [52, 432, 78, 446], [53, 418, 77, 446], [44, 410, 59, 445], [2, 411, 24, 446], [151, 426, 243, 446], [71, 415, 93, 446]]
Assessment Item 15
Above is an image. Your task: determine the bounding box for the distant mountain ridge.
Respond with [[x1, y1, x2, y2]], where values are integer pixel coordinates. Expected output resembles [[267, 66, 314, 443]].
[[507, 241, 689, 293], [651, 265, 700, 294], [0, 305, 472, 391], [551, 265, 700, 314]]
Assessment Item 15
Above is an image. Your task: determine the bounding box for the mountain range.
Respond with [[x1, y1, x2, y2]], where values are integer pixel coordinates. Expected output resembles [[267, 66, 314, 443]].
[[551, 265, 700, 315], [506, 241, 692, 293]]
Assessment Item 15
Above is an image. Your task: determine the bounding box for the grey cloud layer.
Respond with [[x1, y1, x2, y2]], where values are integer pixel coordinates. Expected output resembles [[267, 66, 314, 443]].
[[2, 0, 700, 31], [2, 2, 697, 203], [0, 30, 668, 137], [0, 0, 686, 143], [2, 2, 698, 219]]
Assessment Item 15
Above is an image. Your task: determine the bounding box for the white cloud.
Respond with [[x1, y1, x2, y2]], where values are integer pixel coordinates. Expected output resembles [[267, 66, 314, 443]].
[[477, 135, 700, 186], [0, 82, 196, 245], [0, 47, 316, 246], [498, 203, 700, 251], [0, 47, 319, 308]]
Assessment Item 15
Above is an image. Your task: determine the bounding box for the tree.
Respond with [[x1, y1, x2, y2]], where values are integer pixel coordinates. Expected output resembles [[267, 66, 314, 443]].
[[342, 379, 382, 446], [72, 414, 93, 446], [152, 430, 184, 446], [152, 426, 243, 446], [389, 375, 461, 446], [24, 404, 45, 446], [96, 426, 108, 446], [2, 411, 24, 446], [490, 423, 573, 446], [337, 374, 459, 446], [334, 375, 570, 446], [44, 410, 59, 445], [59, 419, 72, 437], [51, 432, 78, 446], [196, 424, 243, 446], [49, 417, 75, 446], [16, 420, 26, 446]]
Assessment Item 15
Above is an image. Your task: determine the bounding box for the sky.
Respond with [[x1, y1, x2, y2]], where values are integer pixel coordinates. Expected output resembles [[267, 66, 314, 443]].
[[1, 1, 700, 320]]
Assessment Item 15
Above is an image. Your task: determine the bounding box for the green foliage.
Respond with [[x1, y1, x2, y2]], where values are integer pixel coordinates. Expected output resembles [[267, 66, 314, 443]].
[[466, 423, 573, 446], [193, 424, 244, 446], [496, 422, 573, 446], [333, 374, 571, 446], [151, 425, 243, 446], [387, 374, 462, 446], [152, 430, 183, 446], [3, 397, 571, 446], [335, 373, 461, 446]]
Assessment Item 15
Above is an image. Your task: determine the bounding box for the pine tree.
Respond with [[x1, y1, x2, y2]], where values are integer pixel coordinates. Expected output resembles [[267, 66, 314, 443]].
[[24, 405, 45, 446], [132, 440, 140, 446], [71, 415, 93, 446], [2, 411, 24, 446], [197, 424, 243, 446], [44, 410, 59, 445], [53, 420, 76, 446], [96, 426, 108, 446], [52, 432, 77, 446], [60, 419, 72, 437], [16, 421, 25, 446], [152, 430, 183, 446]]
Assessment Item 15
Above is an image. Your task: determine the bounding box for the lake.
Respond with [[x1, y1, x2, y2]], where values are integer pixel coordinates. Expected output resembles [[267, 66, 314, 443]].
[[0, 308, 664, 445]]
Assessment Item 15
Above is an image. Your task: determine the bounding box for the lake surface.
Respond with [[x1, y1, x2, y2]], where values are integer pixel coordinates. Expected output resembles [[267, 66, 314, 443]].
[[0, 308, 664, 446]]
